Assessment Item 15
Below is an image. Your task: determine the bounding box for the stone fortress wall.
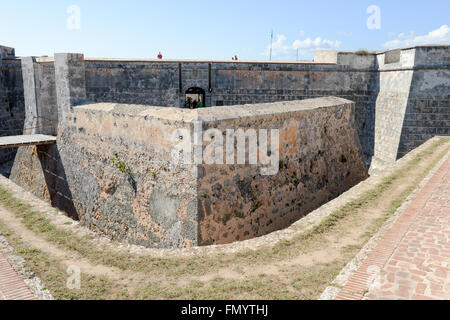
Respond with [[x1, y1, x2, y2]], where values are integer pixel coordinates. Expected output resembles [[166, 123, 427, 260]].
[[195, 98, 367, 245], [83, 57, 378, 164], [0, 45, 448, 248], [372, 47, 450, 166], [82, 46, 449, 165], [10, 97, 368, 247], [0, 46, 25, 173], [2, 45, 448, 166]]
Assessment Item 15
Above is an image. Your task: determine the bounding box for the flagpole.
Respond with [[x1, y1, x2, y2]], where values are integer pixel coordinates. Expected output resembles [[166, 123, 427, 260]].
[[269, 30, 273, 61]]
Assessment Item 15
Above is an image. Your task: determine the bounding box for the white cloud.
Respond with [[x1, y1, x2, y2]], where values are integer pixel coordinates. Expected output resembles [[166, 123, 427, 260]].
[[264, 34, 341, 60], [293, 37, 341, 50], [337, 31, 353, 37], [268, 34, 291, 57], [383, 25, 450, 49]]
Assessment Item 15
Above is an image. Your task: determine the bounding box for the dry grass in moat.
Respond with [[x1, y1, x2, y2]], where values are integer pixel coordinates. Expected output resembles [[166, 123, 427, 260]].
[[0, 137, 448, 300]]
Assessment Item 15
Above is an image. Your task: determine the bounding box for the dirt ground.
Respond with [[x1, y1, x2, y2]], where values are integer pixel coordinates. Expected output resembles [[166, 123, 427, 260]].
[[0, 138, 449, 300]]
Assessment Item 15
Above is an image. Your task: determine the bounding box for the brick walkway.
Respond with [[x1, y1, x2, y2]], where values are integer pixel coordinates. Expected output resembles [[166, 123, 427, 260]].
[[336, 156, 450, 300], [0, 252, 36, 300]]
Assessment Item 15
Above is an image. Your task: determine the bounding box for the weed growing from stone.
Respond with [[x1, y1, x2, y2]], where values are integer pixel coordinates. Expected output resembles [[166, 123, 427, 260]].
[[112, 153, 131, 175]]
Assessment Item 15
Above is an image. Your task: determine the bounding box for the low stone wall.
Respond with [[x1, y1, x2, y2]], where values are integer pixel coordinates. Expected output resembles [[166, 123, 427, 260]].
[[10, 97, 368, 248]]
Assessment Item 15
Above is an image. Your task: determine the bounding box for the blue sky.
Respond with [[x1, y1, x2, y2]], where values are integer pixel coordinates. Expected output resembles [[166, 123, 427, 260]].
[[0, 0, 449, 60]]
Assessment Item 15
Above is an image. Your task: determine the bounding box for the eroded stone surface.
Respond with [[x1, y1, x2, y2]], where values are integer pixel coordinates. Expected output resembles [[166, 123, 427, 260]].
[[10, 98, 367, 248]]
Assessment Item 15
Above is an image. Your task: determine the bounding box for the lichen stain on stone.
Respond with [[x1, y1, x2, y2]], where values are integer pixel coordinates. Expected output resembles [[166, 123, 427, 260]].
[[280, 120, 299, 156]]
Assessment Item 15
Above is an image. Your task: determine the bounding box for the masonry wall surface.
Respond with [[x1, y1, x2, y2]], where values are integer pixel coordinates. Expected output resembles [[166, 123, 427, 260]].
[[10, 97, 368, 248], [196, 97, 368, 245], [85, 60, 181, 108], [0, 51, 25, 174], [83, 59, 378, 163], [398, 47, 450, 158], [81, 47, 449, 165], [21, 57, 58, 136], [372, 46, 450, 166], [372, 50, 415, 165], [0, 46, 15, 59], [11, 103, 199, 248], [3, 45, 449, 171]]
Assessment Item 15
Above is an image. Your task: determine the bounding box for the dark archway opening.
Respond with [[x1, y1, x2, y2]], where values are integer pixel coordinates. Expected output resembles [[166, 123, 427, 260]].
[[185, 87, 205, 109]]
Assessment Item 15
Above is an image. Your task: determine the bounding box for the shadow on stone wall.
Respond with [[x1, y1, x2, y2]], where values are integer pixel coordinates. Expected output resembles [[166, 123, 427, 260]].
[[364, 70, 380, 168], [9, 144, 79, 221], [37, 145, 78, 220], [0, 159, 15, 178]]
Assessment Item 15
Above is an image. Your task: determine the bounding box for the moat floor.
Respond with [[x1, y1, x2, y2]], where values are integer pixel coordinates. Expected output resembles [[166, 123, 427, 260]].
[[336, 156, 450, 300], [0, 138, 448, 300]]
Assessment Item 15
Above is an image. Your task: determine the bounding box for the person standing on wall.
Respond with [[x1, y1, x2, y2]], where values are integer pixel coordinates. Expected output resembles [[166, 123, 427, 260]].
[[157, 52, 163, 59]]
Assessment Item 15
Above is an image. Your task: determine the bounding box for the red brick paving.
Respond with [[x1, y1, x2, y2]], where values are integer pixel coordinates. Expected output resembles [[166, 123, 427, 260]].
[[0, 252, 36, 300], [336, 156, 450, 300]]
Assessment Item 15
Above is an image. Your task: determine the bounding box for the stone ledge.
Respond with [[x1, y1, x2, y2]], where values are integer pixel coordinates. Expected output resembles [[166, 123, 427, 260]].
[[74, 96, 353, 123]]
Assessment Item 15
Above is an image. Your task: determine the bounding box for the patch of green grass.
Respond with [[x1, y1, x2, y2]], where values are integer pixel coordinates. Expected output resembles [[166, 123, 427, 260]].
[[289, 261, 345, 300], [151, 260, 347, 300], [0, 220, 117, 300], [0, 194, 229, 276]]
